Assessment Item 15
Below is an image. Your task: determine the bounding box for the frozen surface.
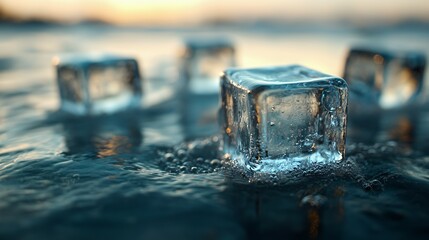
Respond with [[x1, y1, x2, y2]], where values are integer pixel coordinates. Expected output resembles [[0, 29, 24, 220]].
[[55, 54, 142, 115], [220, 65, 348, 173], [343, 47, 426, 109]]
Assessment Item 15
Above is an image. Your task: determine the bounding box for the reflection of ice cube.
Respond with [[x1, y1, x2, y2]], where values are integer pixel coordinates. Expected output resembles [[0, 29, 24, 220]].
[[376, 113, 415, 146], [220, 65, 348, 173], [343, 47, 426, 109], [415, 111, 429, 154], [53, 54, 142, 115], [61, 113, 143, 157], [180, 38, 235, 95], [348, 109, 417, 145], [179, 38, 235, 138]]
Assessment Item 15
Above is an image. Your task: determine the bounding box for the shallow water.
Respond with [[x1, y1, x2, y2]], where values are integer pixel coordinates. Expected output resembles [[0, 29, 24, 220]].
[[1, 25, 429, 240]]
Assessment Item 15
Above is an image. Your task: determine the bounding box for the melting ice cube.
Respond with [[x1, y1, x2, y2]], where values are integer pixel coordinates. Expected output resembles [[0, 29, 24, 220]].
[[220, 65, 348, 173], [343, 47, 426, 109], [53, 53, 142, 115]]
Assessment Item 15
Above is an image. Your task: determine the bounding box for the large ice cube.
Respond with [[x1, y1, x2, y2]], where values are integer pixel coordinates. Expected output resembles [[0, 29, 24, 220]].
[[179, 38, 235, 138], [343, 47, 426, 109], [220, 65, 348, 173], [53, 54, 142, 115]]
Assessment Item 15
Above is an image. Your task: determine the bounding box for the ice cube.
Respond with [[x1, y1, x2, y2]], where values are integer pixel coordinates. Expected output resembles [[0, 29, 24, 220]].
[[220, 65, 348, 173], [179, 38, 235, 138], [53, 54, 142, 115], [180, 38, 235, 95], [343, 47, 426, 109]]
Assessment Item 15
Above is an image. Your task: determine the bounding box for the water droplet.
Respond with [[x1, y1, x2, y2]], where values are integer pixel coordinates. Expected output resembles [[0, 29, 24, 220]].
[[301, 195, 327, 207], [210, 159, 221, 166], [362, 179, 383, 192], [164, 153, 174, 161], [176, 149, 187, 159], [270, 121, 275, 126], [211, 136, 219, 142]]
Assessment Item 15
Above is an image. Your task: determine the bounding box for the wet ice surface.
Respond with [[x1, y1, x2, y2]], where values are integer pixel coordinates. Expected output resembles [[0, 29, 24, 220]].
[[55, 54, 142, 115], [344, 47, 426, 110], [1, 26, 429, 240], [220, 66, 347, 174]]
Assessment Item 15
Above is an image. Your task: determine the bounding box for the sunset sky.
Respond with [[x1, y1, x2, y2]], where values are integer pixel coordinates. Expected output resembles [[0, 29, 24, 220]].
[[1, 0, 429, 25]]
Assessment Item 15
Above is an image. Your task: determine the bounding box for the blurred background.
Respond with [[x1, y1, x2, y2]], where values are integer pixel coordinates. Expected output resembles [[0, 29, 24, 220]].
[[1, 0, 428, 84], [1, 2, 429, 240], [2, 0, 429, 142], [2, 0, 429, 26]]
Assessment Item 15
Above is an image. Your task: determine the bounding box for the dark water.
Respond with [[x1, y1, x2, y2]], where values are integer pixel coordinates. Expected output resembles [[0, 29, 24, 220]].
[[1, 25, 429, 240]]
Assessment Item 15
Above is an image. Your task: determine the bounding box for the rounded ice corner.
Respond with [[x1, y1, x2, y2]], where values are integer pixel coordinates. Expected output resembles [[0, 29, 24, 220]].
[[222, 67, 240, 77], [327, 76, 348, 89], [220, 70, 231, 84]]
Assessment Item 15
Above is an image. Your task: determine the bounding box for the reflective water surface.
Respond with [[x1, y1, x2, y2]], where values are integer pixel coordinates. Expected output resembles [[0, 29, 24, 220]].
[[1, 25, 429, 239]]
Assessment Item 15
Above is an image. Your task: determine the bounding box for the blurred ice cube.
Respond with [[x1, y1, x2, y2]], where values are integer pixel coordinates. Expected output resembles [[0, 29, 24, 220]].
[[53, 54, 142, 115], [343, 47, 426, 109], [180, 38, 235, 94], [179, 38, 235, 138], [220, 65, 348, 173]]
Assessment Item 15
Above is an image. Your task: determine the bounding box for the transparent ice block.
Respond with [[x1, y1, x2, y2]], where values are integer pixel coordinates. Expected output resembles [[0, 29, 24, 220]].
[[180, 38, 235, 95], [53, 54, 142, 115], [220, 65, 348, 173], [343, 47, 426, 109], [179, 38, 235, 138]]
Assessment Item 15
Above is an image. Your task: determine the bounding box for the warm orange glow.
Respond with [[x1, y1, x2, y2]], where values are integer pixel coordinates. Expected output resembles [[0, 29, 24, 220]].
[[1, 0, 429, 25], [389, 117, 414, 143], [0, 0, 205, 25], [99, 0, 206, 25], [373, 55, 384, 65], [95, 135, 132, 158], [308, 209, 320, 240]]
